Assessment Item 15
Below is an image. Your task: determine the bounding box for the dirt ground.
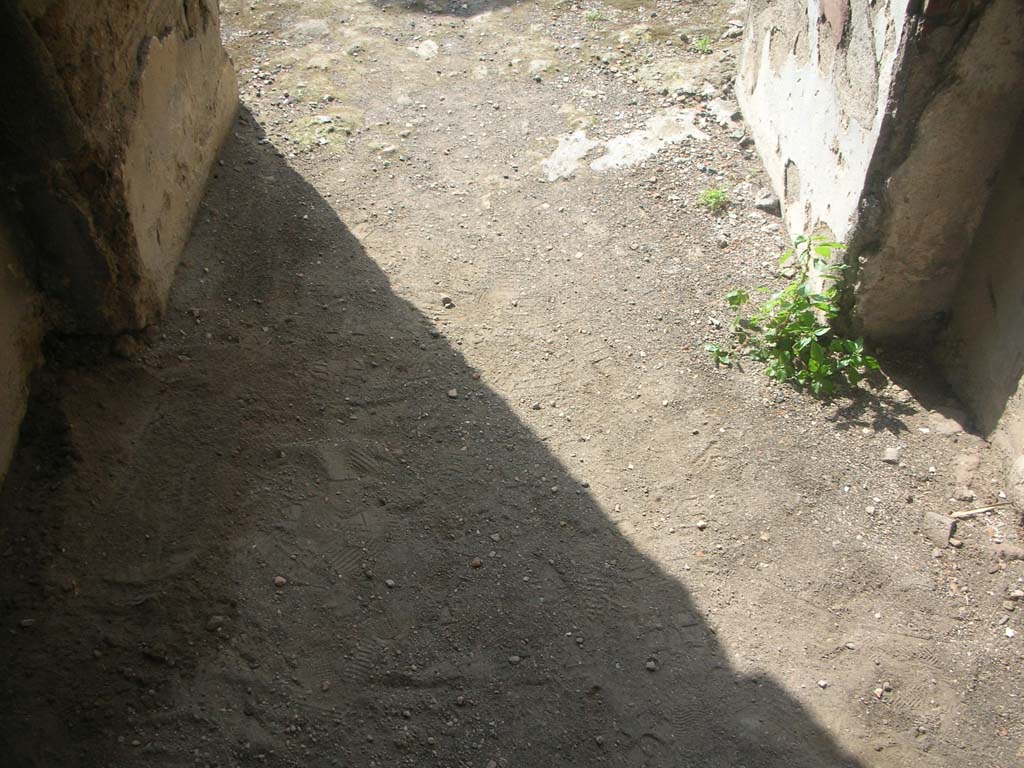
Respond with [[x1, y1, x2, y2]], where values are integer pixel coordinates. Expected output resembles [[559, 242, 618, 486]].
[[2, 0, 1024, 766]]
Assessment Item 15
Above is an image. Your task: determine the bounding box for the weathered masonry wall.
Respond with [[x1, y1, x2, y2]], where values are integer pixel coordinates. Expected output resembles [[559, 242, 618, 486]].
[[2, 0, 238, 333], [737, 0, 911, 244], [0, 0, 237, 484], [0, 217, 44, 483], [852, 1, 1024, 340], [941, 118, 1024, 500], [738, 0, 1024, 339]]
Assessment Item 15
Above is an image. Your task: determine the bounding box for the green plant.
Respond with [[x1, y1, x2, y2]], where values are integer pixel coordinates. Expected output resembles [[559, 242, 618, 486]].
[[705, 236, 879, 396], [704, 343, 732, 366], [693, 36, 713, 53], [585, 9, 608, 21], [698, 188, 730, 213]]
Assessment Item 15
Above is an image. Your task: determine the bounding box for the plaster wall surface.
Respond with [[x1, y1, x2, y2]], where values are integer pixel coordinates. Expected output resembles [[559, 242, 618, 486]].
[[737, 0, 910, 242], [854, 2, 1024, 339], [7, 0, 238, 332], [739, 0, 1024, 341], [0, 218, 43, 487], [942, 119, 1024, 501], [123, 8, 238, 306]]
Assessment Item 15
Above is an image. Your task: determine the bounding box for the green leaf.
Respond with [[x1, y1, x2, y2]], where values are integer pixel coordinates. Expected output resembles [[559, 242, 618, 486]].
[[704, 343, 732, 366], [711, 234, 875, 396], [726, 288, 749, 308]]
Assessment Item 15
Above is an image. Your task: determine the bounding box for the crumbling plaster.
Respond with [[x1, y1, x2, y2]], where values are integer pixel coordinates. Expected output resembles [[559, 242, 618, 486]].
[[123, 10, 239, 306], [737, 0, 910, 243], [738, 0, 1024, 341], [941, 117, 1024, 501], [5, 0, 238, 333], [0, 217, 44, 485], [853, 1, 1024, 339]]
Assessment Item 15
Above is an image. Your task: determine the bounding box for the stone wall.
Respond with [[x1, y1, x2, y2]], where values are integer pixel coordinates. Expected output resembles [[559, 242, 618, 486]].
[[0, 0, 237, 333], [737, 0, 911, 243], [0, 217, 44, 484], [852, 0, 1024, 340], [941, 117, 1024, 501], [738, 0, 1024, 340], [0, 0, 237, 484]]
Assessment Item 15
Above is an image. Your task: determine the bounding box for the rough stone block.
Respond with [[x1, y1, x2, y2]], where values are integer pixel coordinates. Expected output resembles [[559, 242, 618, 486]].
[[2, 0, 238, 333], [0, 218, 43, 486]]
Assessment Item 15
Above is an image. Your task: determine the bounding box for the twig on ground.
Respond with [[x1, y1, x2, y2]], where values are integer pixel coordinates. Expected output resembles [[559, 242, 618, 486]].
[[950, 503, 1012, 519]]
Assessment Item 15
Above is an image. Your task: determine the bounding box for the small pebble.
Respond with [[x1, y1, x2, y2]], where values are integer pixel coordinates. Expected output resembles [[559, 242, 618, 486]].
[[447, 388, 459, 398], [645, 660, 657, 671], [508, 655, 522, 665], [818, 679, 829, 689], [385, 579, 396, 589], [273, 576, 287, 587], [470, 557, 483, 568], [882, 447, 902, 464]]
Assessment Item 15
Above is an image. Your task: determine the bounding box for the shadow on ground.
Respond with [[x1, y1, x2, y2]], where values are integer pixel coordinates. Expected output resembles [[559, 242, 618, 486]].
[[0, 109, 863, 767], [372, 0, 525, 18]]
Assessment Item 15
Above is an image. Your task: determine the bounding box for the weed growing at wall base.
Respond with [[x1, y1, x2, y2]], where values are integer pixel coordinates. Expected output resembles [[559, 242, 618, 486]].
[[698, 188, 729, 213], [706, 236, 879, 396], [693, 36, 713, 53]]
